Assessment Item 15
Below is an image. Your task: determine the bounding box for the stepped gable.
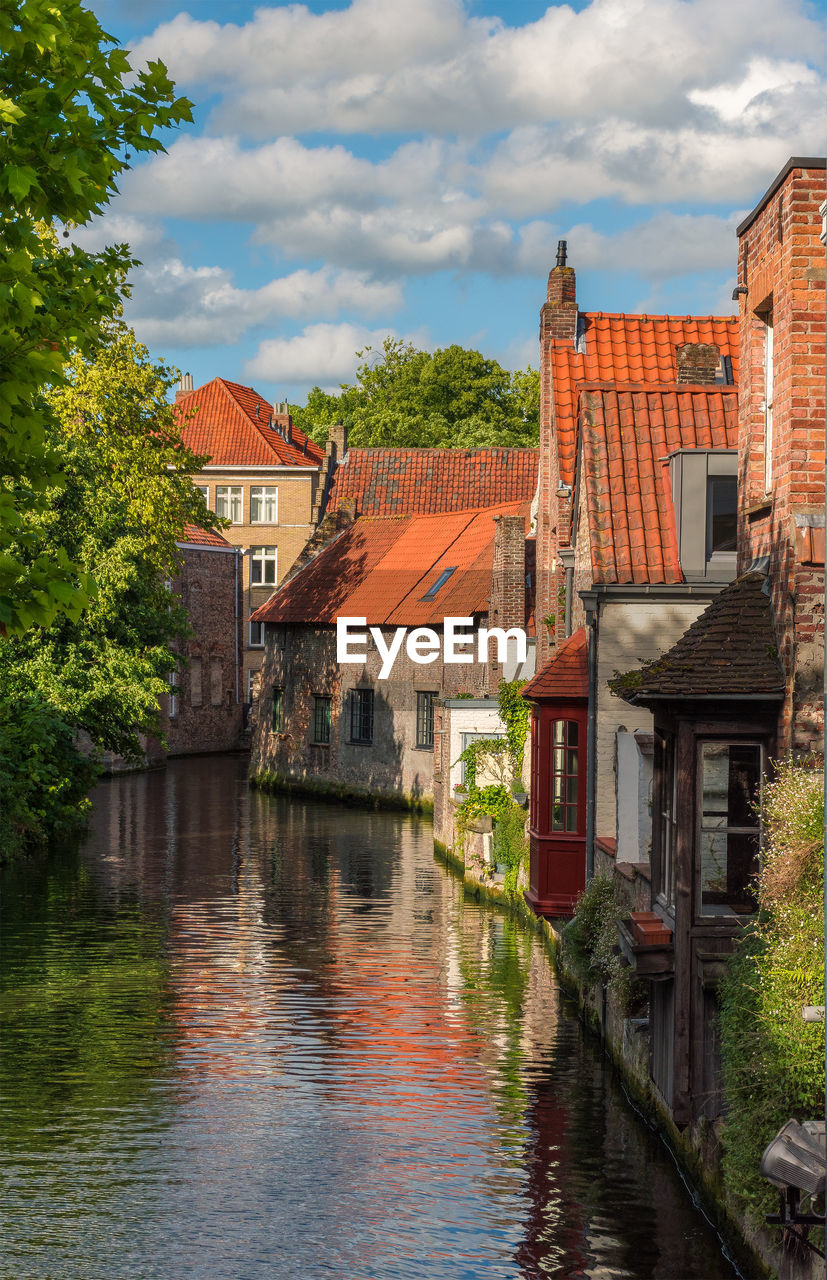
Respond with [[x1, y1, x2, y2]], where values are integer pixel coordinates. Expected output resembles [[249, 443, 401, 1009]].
[[617, 573, 784, 702], [521, 628, 588, 700], [326, 447, 539, 516], [178, 523, 232, 548], [251, 501, 530, 628], [579, 382, 739, 585], [176, 378, 323, 467], [552, 314, 739, 490]]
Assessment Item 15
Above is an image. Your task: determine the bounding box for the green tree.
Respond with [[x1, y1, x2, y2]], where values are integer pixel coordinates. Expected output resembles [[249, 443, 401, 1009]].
[[291, 338, 540, 449], [0, 323, 218, 763], [0, 0, 192, 635]]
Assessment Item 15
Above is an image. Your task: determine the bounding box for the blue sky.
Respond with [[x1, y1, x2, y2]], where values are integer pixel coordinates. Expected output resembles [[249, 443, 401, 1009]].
[[78, 0, 827, 402]]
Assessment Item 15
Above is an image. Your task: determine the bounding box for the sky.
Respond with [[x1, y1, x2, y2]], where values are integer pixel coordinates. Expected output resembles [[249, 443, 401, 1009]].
[[77, 0, 827, 403]]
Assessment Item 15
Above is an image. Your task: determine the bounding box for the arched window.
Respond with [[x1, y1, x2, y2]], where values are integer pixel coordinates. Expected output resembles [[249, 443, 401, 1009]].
[[551, 719, 579, 832]]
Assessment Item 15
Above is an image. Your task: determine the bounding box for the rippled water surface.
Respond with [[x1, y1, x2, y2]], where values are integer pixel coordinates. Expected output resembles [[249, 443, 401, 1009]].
[[1, 756, 741, 1279]]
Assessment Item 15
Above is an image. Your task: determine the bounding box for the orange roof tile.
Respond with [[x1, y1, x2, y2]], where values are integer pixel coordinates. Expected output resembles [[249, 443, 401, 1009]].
[[327, 447, 539, 516], [251, 502, 531, 627], [552, 313, 739, 488], [578, 383, 739, 585], [176, 378, 324, 468], [179, 523, 232, 548], [521, 628, 588, 700]]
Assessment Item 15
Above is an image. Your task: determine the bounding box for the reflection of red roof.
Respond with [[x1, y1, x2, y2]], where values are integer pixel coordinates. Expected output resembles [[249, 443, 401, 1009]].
[[521, 628, 588, 700], [327, 447, 539, 516], [579, 383, 739, 585], [179, 523, 232, 548], [251, 503, 531, 627], [553, 314, 738, 488], [176, 378, 323, 468]]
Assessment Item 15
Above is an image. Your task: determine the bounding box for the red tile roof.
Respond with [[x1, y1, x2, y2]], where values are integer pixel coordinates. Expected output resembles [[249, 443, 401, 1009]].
[[326, 447, 539, 516], [179, 523, 232, 547], [251, 502, 531, 627], [552, 314, 739, 488], [521, 628, 588, 700], [579, 383, 739, 585], [176, 378, 324, 468]]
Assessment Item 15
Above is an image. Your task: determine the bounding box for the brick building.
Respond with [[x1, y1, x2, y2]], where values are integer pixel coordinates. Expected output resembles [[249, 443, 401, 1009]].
[[174, 376, 325, 706], [161, 524, 244, 757], [250, 501, 535, 806], [535, 242, 739, 668]]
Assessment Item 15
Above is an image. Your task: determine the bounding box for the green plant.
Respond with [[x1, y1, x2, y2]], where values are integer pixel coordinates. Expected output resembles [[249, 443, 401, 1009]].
[[493, 803, 529, 893], [719, 760, 825, 1225], [497, 678, 530, 772], [563, 874, 645, 1013]]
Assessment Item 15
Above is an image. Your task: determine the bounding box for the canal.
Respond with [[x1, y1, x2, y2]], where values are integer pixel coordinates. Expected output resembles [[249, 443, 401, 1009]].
[[1, 755, 741, 1280]]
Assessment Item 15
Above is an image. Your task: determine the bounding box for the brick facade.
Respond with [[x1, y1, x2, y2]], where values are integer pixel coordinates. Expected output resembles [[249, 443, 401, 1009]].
[[735, 159, 827, 751]]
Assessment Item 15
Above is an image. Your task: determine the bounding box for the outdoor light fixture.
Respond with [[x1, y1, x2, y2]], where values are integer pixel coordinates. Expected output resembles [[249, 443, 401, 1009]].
[[760, 1119, 826, 1258]]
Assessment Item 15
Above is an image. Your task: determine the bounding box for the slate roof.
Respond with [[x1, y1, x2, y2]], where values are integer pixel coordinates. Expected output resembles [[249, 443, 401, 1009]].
[[552, 313, 739, 489], [176, 378, 324, 468], [616, 573, 784, 702], [521, 628, 588, 701], [579, 383, 739, 584], [326, 447, 539, 516], [251, 502, 531, 628], [179, 523, 232, 548]]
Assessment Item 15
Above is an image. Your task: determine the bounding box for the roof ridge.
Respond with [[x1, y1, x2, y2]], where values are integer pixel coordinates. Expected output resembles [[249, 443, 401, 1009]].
[[580, 311, 738, 324]]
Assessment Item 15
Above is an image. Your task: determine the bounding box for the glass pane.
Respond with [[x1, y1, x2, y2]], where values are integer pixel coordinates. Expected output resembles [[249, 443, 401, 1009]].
[[553, 747, 565, 775], [700, 744, 731, 826], [566, 775, 578, 805], [565, 804, 579, 833], [708, 476, 737, 553], [566, 749, 578, 776], [727, 744, 761, 826], [552, 720, 565, 746], [567, 721, 579, 747], [700, 832, 758, 915], [551, 804, 564, 832]]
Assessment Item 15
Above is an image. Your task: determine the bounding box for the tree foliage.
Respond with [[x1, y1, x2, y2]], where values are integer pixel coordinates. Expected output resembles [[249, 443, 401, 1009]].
[[290, 338, 540, 450], [1, 323, 218, 765], [0, 0, 192, 634]]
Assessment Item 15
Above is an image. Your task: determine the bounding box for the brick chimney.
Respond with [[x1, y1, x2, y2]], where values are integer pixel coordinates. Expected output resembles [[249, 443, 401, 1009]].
[[488, 514, 527, 685], [271, 401, 293, 443], [175, 372, 194, 402], [541, 240, 578, 344], [676, 343, 721, 384], [326, 419, 348, 463]]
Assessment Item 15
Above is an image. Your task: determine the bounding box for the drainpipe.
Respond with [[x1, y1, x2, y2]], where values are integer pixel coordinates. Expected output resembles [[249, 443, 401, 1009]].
[[584, 594, 599, 881], [234, 547, 241, 705]]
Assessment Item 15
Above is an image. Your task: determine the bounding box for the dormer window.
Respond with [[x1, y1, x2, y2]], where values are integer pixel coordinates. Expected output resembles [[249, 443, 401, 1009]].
[[669, 450, 738, 582]]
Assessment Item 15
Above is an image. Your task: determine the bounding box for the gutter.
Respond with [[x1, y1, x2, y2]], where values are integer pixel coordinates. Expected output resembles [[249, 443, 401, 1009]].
[[584, 595, 599, 882]]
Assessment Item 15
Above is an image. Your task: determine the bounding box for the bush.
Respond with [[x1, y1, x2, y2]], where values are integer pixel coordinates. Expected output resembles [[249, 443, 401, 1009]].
[[492, 802, 528, 893], [719, 760, 825, 1223], [0, 692, 97, 860]]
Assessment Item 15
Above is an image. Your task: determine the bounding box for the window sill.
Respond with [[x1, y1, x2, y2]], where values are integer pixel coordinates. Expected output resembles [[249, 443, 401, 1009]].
[[745, 499, 772, 520], [349, 740, 373, 747]]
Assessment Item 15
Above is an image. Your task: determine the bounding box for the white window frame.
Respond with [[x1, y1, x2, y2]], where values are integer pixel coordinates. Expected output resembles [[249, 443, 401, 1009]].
[[250, 485, 278, 524], [215, 485, 243, 523], [168, 669, 178, 719], [249, 619, 265, 647], [247, 669, 258, 701], [250, 546, 278, 586], [195, 484, 209, 504], [763, 309, 774, 494]]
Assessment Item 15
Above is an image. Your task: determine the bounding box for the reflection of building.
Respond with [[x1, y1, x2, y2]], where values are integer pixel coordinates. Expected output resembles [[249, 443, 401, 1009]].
[[174, 377, 324, 706], [616, 157, 825, 1125]]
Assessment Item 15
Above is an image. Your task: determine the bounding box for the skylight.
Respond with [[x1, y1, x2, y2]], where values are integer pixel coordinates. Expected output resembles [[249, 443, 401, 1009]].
[[420, 567, 457, 601]]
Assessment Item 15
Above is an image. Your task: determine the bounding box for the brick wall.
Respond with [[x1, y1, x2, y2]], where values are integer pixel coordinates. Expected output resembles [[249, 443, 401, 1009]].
[[163, 545, 243, 755], [736, 161, 826, 751], [489, 514, 527, 684]]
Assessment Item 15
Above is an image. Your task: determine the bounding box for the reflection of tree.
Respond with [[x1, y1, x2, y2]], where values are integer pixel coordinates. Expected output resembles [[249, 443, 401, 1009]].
[[0, 850, 171, 1152]]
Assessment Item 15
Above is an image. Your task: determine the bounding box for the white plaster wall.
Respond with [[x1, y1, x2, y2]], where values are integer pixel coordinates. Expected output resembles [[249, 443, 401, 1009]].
[[445, 703, 506, 793], [595, 599, 713, 844], [616, 730, 654, 863]]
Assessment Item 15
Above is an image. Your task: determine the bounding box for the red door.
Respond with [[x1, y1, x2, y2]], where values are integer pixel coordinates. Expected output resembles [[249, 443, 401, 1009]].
[[525, 703, 587, 918]]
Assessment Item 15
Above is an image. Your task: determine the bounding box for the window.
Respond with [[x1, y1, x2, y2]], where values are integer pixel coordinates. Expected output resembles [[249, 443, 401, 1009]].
[[313, 695, 331, 744], [168, 668, 177, 719], [706, 475, 737, 555], [763, 309, 774, 492], [249, 620, 265, 647], [190, 657, 203, 708], [550, 718, 579, 832], [215, 485, 243, 522], [195, 484, 208, 503], [350, 688, 374, 744], [698, 742, 762, 916], [250, 486, 277, 523], [658, 734, 677, 909], [250, 546, 278, 586], [272, 689, 284, 733], [420, 566, 457, 601], [416, 691, 437, 748], [247, 669, 258, 701]]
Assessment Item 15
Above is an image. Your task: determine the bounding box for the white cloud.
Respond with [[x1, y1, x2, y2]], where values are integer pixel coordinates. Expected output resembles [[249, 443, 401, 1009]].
[[245, 322, 404, 386]]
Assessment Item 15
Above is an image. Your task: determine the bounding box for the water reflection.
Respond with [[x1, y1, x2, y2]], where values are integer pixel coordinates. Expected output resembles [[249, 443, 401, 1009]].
[[0, 756, 741, 1280]]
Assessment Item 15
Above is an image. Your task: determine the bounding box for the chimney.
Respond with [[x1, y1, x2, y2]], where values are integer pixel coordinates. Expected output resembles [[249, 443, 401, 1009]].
[[541, 239, 578, 344], [326, 419, 348, 462], [676, 342, 721, 385], [488, 515, 527, 684], [271, 400, 293, 443], [175, 372, 194, 402]]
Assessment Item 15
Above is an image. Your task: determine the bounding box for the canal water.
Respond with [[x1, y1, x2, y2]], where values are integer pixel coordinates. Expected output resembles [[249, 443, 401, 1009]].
[[1, 755, 742, 1280]]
